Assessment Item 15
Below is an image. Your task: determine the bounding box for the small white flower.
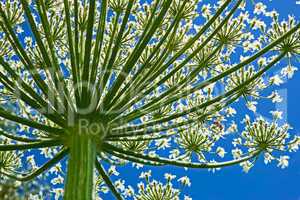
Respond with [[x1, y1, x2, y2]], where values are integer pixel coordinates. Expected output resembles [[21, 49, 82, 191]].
[[232, 138, 242, 147], [288, 136, 300, 152], [257, 57, 267, 66], [246, 101, 257, 113], [52, 188, 64, 200], [281, 65, 298, 79], [268, 91, 283, 103], [254, 2, 267, 15], [240, 161, 253, 173], [132, 162, 143, 169], [108, 166, 120, 176], [277, 156, 289, 169], [264, 153, 274, 164], [24, 37, 33, 46], [201, 4, 211, 18], [232, 148, 243, 159], [216, 147, 226, 158], [155, 138, 171, 149], [16, 26, 24, 34], [114, 179, 125, 191], [226, 107, 237, 116], [178, 176, 191, 187], [169, 149, 180, 159], [164, 173, 176, 181], [249, 18, 266, 30], [270, 75, 284, 86], [26, 155, 37, 169], [124, 186, 135, 197], [184, 196, 193, 200], [50, 163, 63, 174], [228, 122, 238, 133], [137, 182, 145, 191], [51, 175, 64, 185], [270, 110, 283, 119], [139, 170, 152, 180], [40, 148, 52, 159]]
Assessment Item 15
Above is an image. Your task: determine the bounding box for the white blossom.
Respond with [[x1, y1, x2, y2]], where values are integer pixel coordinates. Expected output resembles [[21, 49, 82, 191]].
[[178, 176, 191, 187], [277, 156, 289, 169]]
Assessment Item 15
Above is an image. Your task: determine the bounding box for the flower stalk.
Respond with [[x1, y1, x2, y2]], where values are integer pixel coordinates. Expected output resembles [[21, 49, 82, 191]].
[[64, 133, 97, 200]]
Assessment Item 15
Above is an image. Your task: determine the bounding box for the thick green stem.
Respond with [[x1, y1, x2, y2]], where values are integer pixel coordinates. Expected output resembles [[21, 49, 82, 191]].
[[64, 134, 97, 200]]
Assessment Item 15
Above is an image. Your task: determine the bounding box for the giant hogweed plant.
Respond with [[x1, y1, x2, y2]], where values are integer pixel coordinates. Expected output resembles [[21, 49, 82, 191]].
[[0, 0, 300, 199]]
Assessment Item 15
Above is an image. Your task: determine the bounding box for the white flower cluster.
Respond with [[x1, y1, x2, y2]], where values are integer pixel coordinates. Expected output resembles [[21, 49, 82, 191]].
[[232, 115, 300, 172], [135, 170, 191, 200]]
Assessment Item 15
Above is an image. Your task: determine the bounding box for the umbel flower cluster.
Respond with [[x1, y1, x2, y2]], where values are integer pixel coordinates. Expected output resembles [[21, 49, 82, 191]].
[[0, 0, 299, 199]]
